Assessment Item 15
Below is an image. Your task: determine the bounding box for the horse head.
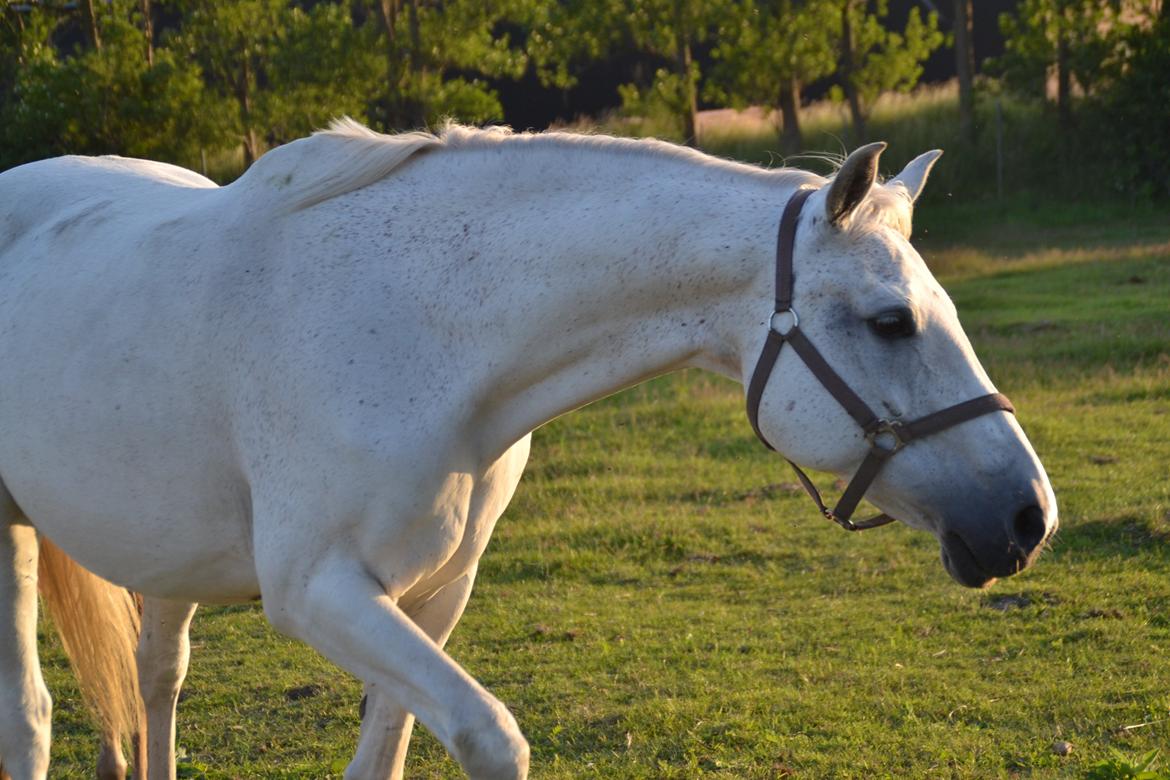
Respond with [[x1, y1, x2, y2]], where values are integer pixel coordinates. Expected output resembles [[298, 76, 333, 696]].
[[747, 143, 1057, 587]]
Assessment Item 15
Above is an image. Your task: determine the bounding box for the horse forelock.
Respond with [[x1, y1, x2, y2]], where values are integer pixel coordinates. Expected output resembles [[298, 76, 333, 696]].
[[808, 153, 915, 238], [848, 185, 914, 238]]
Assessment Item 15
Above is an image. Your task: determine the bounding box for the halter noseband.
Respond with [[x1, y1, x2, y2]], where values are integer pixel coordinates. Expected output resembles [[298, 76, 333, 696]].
[[746, 188, 1015, 532]]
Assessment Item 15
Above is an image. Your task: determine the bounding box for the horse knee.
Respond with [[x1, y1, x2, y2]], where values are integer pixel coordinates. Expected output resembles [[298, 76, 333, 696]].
[[1, 678, 50, 732], [0, 680, 51, 777], [137, 635, 189, 709], [451, 703, 529, 780], [137, 640, 187, 709], [137, 662, 182, 710]]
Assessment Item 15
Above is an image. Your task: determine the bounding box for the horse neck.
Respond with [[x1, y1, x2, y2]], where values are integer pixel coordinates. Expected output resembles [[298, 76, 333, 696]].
[[439, 145, 808, 454]]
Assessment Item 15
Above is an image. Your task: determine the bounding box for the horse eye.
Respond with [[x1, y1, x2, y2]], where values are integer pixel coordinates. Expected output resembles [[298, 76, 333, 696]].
[[868, 308, 916, 340]]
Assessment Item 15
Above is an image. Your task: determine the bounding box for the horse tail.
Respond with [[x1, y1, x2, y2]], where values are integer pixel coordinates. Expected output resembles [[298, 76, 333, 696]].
[[37, 536, 145, 775]]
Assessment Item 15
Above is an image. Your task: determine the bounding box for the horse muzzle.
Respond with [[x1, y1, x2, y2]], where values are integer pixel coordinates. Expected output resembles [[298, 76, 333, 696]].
[[937, 493, 1058, 588]]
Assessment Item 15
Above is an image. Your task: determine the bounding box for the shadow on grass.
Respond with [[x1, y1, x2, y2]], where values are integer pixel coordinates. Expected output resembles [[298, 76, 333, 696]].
[[1052, 515, 1170, 561]]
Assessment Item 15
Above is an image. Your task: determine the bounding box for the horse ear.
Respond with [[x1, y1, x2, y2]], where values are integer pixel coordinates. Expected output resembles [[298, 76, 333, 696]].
[[825, 141, 887, 226], [890, 149, 943, 203]]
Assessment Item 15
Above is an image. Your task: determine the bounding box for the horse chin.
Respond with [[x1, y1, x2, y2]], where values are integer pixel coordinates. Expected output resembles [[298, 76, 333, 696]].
[[939, 532, 998, 589]]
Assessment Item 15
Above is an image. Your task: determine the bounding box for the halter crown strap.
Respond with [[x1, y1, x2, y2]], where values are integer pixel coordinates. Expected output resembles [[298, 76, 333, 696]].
[[745, 188, 813, 446], [745, 188, 1015, 532]]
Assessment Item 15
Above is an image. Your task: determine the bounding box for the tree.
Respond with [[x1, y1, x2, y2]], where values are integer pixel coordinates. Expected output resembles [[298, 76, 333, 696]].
[[1, 0, 222, 169], [1094, 9, 1170, 195], [524, 0, 626, 92], [261, 2, 382, 141], [994, 0, 1125, 130], [953, 0, 975, 143], [364, 0, 530, 132], [831, 0, 944, 142], [172, 0, 381, 165], [0, 3, 66, 166], [173, 0, 292, 166], [708, 0, 837, 154], [614, 0, 730, 145]]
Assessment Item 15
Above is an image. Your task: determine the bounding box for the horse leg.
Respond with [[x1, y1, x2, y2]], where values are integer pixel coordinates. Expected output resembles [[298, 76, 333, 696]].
[[96, 733, 127, 780], [0, 487, 51, 780], [345, 570, 478, 780], [136, 598, 197, 780], [97, 726, 149, 780], [259, 555, 528, 780]]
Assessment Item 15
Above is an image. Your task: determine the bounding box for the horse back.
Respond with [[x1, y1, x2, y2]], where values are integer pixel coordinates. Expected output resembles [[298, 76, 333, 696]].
[[0, 155, 216, 256]]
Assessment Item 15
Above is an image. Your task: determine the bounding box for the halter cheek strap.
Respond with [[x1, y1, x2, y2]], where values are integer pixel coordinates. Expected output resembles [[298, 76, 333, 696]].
[[746, 188, 1015, 532]]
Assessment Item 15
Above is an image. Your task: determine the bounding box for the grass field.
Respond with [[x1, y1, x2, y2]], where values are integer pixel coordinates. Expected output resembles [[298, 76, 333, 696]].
[[36, 179, 1170, 775]]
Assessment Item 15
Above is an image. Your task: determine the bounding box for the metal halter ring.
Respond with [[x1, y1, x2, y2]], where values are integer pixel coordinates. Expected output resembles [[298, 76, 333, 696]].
[[866, 419, 908, 453], [769, 308, 799, 337]]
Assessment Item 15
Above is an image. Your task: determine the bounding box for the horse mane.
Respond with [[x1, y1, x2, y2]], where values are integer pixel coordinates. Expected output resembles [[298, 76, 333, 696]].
[[239, 118, 909, 234], [232, 118, 442, 213]]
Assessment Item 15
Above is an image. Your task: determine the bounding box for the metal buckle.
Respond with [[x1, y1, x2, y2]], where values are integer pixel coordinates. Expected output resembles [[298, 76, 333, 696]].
[[866, 419, 907, 453], [822, 506, 860, 532], [769, 308, 799, 336]]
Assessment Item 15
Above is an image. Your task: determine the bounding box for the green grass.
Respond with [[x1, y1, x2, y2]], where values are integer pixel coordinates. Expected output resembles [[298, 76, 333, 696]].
[[36, 204, 1170, 777]]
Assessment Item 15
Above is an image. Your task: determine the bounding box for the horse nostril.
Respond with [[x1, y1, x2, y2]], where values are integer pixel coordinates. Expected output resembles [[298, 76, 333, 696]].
[[1011, 504, 1047, 553]]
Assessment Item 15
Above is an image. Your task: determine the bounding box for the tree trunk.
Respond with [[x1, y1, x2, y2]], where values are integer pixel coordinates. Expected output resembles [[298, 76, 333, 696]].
[[239, 54, 259, 168], [406, 0, 426, 128], [673, 30, 698, 145], [1056, 33, 1071, 129], [954, 0, 975, 143], [80, 0, 102, 50], [839, 1, 866, 142], [679, 40, 698, 146], [407, 0, 422, 67], [376, 0, 402, 129], [141, 0, 154, 66], [777, 76, 802, 155]]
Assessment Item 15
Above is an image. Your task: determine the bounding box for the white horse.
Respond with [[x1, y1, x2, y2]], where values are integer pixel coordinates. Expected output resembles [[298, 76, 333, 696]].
[[0, 121, 1057, 780]]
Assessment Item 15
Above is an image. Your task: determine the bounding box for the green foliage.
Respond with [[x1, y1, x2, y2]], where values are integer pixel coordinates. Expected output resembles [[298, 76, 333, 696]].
[[525, 0, 625, 90], [1096, 18, 1170, 198], [364, 0, 531, 130], [0, 0, 538, 173], [706, 0, 837, 108], [253, 2, 381, 141], [1087, 750, 1168, 780], [994, 0, 1126, 100], [991, 1, 1170, 196], [0, 1, 221, 169], [830, 0, 945, 126], [170, 0, 377, 160], [615, 0, 730, 141], [617, 64, 700, 133], [6, 0, 1159, 204]]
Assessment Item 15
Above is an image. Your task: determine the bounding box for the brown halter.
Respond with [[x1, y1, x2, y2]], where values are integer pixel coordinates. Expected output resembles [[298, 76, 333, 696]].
[[746, 188, 1015, 531]]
